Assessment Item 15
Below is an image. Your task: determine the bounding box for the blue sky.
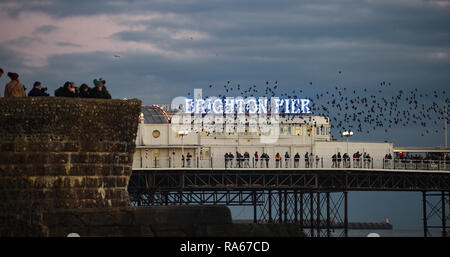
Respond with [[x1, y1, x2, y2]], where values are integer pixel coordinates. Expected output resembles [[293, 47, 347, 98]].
[[0, 0, 449, 230]]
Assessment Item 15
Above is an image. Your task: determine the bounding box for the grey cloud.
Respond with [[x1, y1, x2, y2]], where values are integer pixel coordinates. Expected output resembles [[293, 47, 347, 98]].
[[56, 41, 82, 47], [33, 24, 59, 34]]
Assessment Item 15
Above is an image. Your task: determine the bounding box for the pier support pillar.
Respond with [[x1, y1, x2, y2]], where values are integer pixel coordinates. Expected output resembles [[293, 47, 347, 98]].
[[422, 191, 449, 237]]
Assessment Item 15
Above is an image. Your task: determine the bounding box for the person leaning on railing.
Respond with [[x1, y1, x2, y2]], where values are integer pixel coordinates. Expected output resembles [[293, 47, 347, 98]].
[[285, 152, 290, 168], [224, 152, 229, 168], [337, 152, 342, 168], [366, 154, 372, 168], [332, 153, 337, 168], [186, 152, 192, 168], [305, 152, 309, 168], [294, 153, 300, 168], [343, 153, 349, 168], [244, 152, 250, 168], [275, 153, 281, 168], [263, 153, 270, 168], [228, 152, 234, 168]]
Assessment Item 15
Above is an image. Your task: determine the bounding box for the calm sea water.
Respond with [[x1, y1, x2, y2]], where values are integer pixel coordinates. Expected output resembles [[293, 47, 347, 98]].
[[330, 228, 444, 237]]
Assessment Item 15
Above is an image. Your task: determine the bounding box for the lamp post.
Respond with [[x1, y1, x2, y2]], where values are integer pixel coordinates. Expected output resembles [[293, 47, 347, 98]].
[[179, 130, 189, 167], [307, 126, 313, 154], [445, 102, 448, 148], [342, 131, 354, 154]]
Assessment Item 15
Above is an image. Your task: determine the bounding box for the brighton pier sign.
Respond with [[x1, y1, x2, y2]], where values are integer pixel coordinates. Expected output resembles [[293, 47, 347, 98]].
[[183, 97, 311, 115], [170, 89, 313, 143]]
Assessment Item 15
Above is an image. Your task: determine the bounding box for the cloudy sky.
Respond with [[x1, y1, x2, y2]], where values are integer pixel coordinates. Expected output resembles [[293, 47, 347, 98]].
[[1, 0, 449, 230]]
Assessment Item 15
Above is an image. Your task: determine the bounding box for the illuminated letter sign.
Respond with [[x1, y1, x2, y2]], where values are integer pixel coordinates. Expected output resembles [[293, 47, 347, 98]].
[[184, 97, 312, 114]]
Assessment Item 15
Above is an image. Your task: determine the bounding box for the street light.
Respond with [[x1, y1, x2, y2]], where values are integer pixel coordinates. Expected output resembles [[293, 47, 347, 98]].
[[308, 126, 313, 154], [342, 130, 354, 154], [179, 130, 189, 167]]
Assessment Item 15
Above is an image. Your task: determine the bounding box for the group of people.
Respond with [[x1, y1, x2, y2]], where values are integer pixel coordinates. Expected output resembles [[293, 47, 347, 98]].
[[181, 152, 193, 168], [224, 151, 321, 168], [224, 152, 252, 168], [0, 68, 111, 99], [331, 151, 372, 168]]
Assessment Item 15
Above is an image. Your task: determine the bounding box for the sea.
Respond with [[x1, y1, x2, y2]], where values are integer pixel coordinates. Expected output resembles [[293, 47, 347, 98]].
[[330, 228, 444, 237]]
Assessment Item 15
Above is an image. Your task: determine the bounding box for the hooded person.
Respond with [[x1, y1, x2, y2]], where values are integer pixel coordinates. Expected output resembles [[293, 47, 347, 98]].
[[89, 78, 111, 99], [4, 72, 25, 98], [54, 81, 77, 97], [78, 83, 91, 98]]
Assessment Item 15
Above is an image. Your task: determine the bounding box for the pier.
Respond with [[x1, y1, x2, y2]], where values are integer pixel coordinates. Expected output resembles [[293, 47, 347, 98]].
[[128, 167, 450, 237]]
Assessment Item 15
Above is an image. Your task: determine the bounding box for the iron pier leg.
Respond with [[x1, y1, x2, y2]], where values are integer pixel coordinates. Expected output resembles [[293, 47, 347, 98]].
[[344, 191, 348, 237], [253, 190, 257, 224], [442, 191, 447, 237], [423, 191, 428, 237], [179, 190, 183, 205], [279, 190, 283, 223], [327, 192, 331, 237], [284, 190, 288, 222], [294, 190, 298, 224], [310, 192, 314, 237], [317, 192, 321, 237], [164, 191, 169, 206], [268, 190, 272, 223], [300, 192, 304, 232]]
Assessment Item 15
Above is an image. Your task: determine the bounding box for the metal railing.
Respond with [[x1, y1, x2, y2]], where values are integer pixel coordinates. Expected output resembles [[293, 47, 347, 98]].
[[136, 157, 450, 171]]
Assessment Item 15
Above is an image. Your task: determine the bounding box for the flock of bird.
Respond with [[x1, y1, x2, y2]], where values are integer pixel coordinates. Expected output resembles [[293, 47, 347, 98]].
[[194, 72, 448, 139]]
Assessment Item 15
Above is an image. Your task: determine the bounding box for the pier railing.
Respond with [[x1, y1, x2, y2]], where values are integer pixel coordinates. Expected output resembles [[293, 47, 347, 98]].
[[137, 157, 450, 171]]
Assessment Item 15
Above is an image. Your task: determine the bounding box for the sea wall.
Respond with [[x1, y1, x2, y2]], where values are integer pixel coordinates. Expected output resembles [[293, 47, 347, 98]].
[[0, 97, 141, 236]]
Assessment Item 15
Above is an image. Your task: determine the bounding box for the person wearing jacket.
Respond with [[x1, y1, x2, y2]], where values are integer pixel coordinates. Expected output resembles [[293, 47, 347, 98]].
[[4, 72, 25, 98], [78, 83, 91, 98], [275, 153, 281, 168], [89, 78, 111, 99], [55, 81, 77, 97], [28, 81, 49, 97], [294, 153, 300, 168]]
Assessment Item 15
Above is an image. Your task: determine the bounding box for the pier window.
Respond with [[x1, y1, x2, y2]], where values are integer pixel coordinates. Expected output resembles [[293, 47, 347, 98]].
[[281, 126, 291, 135], [294, 126, 303, 136]]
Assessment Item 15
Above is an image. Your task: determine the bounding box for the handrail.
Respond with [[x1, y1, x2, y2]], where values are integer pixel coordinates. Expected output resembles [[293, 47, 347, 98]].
[[135, 156, 450, 171]]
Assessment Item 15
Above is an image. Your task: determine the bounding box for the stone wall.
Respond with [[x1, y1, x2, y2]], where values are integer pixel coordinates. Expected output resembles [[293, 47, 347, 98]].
[[0, 97, 141, 236]]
